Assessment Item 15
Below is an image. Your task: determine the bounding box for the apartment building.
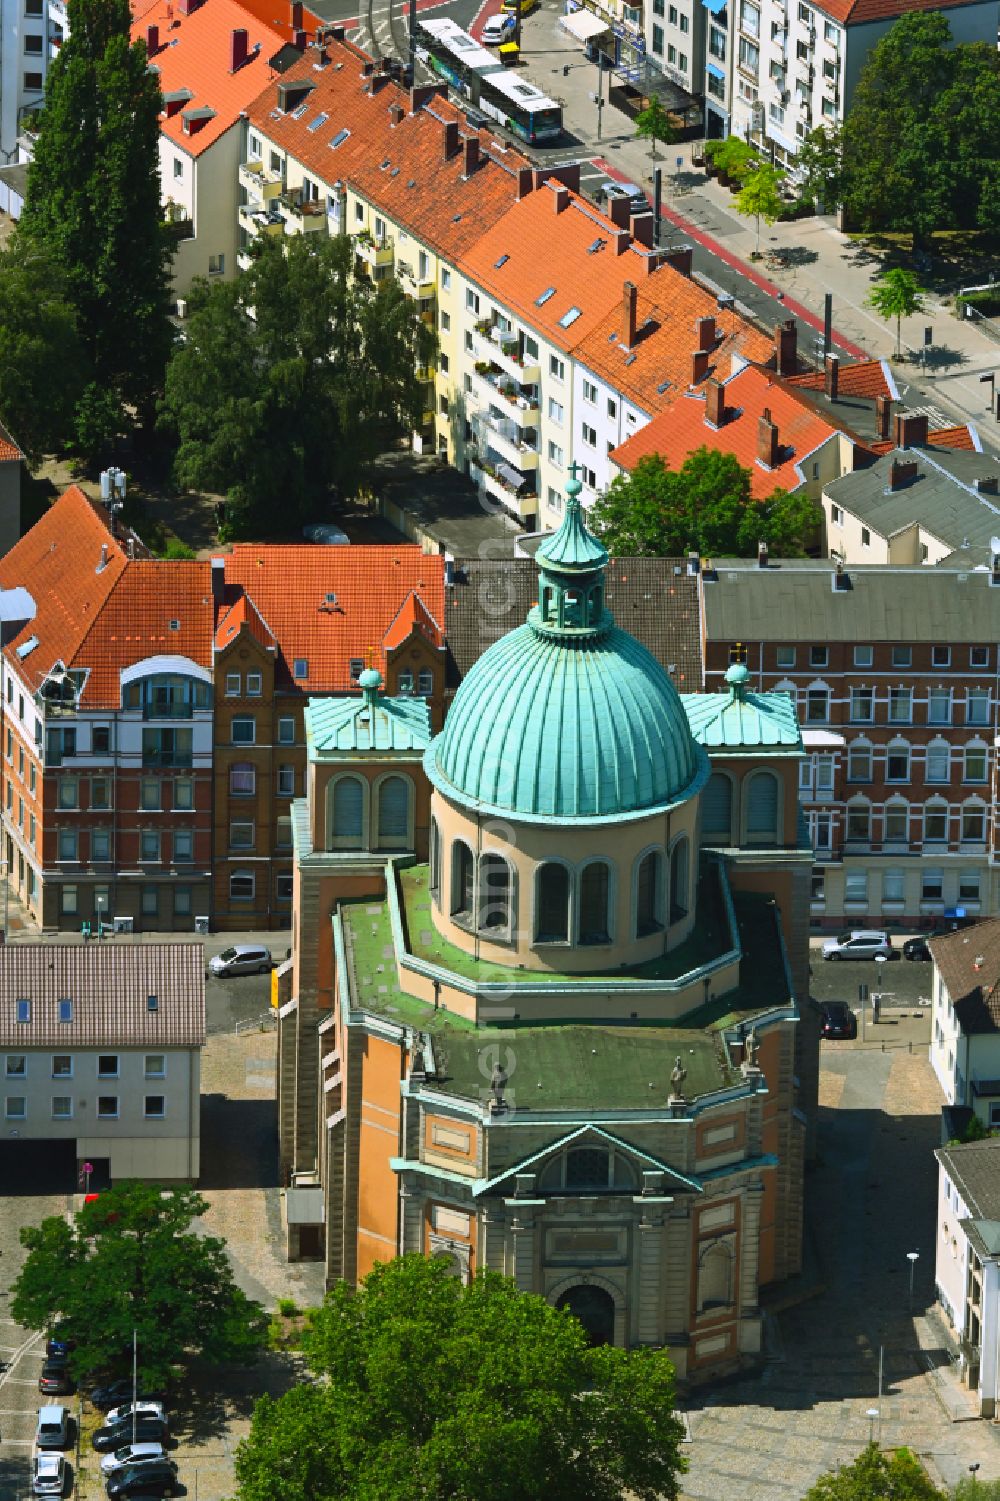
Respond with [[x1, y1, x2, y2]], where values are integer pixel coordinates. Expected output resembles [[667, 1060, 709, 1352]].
[[934, 1137, 1000, 1417], [1, 0, 60, 162], [702, 560, 1000, 925], [0, 943, 204, 1184], [716, 0, 999, 169], [211, 546, 445, 928], [929, 918, 1000, 1130]]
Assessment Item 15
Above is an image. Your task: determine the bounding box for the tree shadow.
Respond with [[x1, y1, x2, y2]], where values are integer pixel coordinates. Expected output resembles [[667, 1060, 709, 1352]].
[[781, 246, 819, 267], [198, 1096, 279, 1190], [917, 346, 968, 371]]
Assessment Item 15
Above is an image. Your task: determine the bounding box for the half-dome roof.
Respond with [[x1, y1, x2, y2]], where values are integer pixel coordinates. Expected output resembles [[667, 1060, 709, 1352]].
[[424, 480, 703, 823]]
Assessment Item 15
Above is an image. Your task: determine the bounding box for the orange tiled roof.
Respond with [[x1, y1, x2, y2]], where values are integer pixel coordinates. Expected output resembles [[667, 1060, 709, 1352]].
[[81, 560, 215, 706], [575, 261, 774, 416], [609, 364, 837, 497], [134, 0, 303, 160], [786, 359, 893, 400], [224, 545, 445, 690], [245, 40, 530, 261], [868, 425, 978, 456], [383, 589, 444, 651], [0, 422, 22, 463], [460, 182, 665, 355], [817, 0, 985, 26], [215, 592, 277, 652]]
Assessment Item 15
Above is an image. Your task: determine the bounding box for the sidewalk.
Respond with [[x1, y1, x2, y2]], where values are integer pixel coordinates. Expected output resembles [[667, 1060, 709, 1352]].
[[518, 4, 1000, 447]]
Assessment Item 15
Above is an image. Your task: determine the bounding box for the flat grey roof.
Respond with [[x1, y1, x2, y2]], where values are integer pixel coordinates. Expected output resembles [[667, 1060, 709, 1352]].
[[936, 1139, 1000, 1223], [825, 448, 1000, 561], [702, 561, 1000, 643]]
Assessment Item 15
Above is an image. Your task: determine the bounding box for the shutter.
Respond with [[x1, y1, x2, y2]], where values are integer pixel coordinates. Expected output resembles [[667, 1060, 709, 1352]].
[[378, 777, 408, 843], [702, 773, 732, 835], [333, 778, 363, 839], [747, 773, 778, 836]]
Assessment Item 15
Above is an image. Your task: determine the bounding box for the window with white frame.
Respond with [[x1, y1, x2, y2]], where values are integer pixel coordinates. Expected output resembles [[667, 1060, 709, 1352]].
[[961, 804, 986, 843], [964, 743, 988, 782], [583, 379, 597, 403], [884, 801, 909, 842], [922, 867, 943, 900], [846, 802, 870, 841], [845, 869, 867, 903], [882, 868, 904, 903], [967, 687, 990, 725], [923, 802, 948, 841], [926, 742, 949, 782], [927, 685, 951, 724]]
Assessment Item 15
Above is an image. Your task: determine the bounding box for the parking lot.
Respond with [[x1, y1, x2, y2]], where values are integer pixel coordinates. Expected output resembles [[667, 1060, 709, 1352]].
[[809, 935, 935, 1037]]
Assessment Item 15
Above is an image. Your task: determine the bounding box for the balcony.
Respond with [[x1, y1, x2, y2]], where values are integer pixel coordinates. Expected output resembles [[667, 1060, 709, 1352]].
[[141, 751, 193, 769], [471, 366, 539, 425], [471, 323, 540, 386], [354, 231, 394, 270], [237, 249, 254, 273], [473, 413, 539, 473], [238, 203, 284, 239], [397, 260, 436, 304], [239, 160, 282, 203], [277, 190, 328, 234], [470, 461, 538, 519]]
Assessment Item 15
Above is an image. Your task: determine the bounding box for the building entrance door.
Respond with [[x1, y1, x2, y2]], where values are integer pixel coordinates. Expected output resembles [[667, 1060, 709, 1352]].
[[555, 1284, 615, 1346]]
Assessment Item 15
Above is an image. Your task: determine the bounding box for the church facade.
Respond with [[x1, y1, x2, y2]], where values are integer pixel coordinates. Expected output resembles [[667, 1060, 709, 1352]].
[[277, 476, 817, 1381]]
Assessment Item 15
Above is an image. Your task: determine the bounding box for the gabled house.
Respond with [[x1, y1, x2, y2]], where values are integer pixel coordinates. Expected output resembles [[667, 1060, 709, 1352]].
[[934, 1137, 1000, 1416], [930, 919, 1000, 1127]]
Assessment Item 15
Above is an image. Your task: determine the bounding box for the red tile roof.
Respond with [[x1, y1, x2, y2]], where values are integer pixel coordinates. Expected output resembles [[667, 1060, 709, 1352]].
[[785, 359, 893, 400], [0, 422, 22, 463], [224, 545, 446, 690], [383, 589, 444, 651], [819, 0, 986, 26], [868, 425, 978, 455], [81, 560, 215, 706], [245, 40, 530, 260], [460, 181, 664, 355], [215, 592, 277, 652], [610, 364, 837, 497], [575, 263, 774, 416], [134, 0, 303, 159]]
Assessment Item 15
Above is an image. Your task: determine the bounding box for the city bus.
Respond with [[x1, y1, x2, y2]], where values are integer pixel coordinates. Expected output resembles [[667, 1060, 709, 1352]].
[[416, 17, 563, 144]]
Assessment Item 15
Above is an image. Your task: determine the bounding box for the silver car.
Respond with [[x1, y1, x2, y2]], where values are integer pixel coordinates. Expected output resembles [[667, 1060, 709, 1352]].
[[822, 929, 893, 961], [32, 1454, 65, 1496], [208, 945, 273, 978], [100, 1442, 167, 1475]]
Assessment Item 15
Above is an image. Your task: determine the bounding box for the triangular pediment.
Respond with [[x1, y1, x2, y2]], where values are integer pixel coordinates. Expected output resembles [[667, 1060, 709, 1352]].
[[473, 1124, 702, 1197]]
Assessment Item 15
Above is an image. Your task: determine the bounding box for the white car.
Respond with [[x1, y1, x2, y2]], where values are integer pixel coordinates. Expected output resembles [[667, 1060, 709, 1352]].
[[100, 1441, 167, 1475], [208, 944, 273, 978], [481, 11, 515, 42], [32, 1453, 66, 1497], [822, 929, 894, 961], [105, 1399, 168, 1428]]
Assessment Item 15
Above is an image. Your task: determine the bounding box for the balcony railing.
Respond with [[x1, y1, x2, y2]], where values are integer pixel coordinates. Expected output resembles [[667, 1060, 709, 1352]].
[[354, 231, 394, 269], [470, 461, 538, 516], [239, 160, 282, 202], [471, 365, 539, 424], [277, 191, 327, 233], [473, 414, 539, 473], [238, 203, 284, 239], [141, 751, 193, 769], [397, 260, 436, 300], [142, 702, 194, 720], [470, 325, 540, 385]]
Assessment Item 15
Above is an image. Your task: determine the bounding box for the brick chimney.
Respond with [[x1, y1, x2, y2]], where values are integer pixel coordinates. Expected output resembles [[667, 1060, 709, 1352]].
[[611, 229, 631, 256], [894, 411, 928, 449], [824, 353, 839, 399], [230, 27, 249, 71], [691, 348, 710, 384], [875, 392, 892, 440], [516, 166, 533, 200], [389, 101, 404, 126], [696, 315, 716, 352], [463, 136, 480, 177], [552, 183, 569, 213], [290, 0, 303, 25], [622, 281, 637, 350], [442, 119, 459, 161], [758, 407, 779, 468], [145, 22, 159, 53], [606, 194, 630, 229], [887, 457, 919, 490], [704, 378, 725, 427], [976, 475, 999, 495], [293, 27, 306, 46], [775, 318, 797, 377]]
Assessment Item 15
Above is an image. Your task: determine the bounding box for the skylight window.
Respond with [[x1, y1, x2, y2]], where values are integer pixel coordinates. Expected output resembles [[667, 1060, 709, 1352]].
[[58, 999, 73, 1023], [16, 999, 30, 1023], [293, 658, 309, 680], [558, 307, 581, 328], [307, 111, 329, 132], [329, 128, 350, 148], [494, 254, 509, 268], [535, 287, 555, 306], [291, 100, 310, 119]]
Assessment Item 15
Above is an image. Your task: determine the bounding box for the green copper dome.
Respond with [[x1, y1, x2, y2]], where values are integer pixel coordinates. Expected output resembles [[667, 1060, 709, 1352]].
[[425, 473, 704, 824]]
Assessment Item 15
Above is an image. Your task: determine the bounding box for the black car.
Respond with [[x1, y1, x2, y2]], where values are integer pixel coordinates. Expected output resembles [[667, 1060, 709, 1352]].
[[903, 936, 932, 962], [106, 1460, 179, 1498], [93, 1419, 169, 1453], [39, 1357, 75, 1396], [91, 1379, 163, 1411], [820, 1000, 858, 1040]]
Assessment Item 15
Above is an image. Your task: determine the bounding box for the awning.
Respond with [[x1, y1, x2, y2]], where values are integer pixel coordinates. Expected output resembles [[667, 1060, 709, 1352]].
[[706, 60, 726, 78], [561, 7, 609, 41]]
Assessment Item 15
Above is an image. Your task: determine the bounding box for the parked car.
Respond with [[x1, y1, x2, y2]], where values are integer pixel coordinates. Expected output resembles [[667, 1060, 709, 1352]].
[[302, 522, 349, 545], [105, 1460, 179, 1498], [90, 1378, 164, 1411], [822, 930, 894, 961], [46, 1324, 75, 1358], [39, 1358, 75, 1396], [598, 180, 648, 215], [31, 1453, 66, 1496], [35, 1405, 72, 1450], [100, 1443, 168, 1476], [481, 10, 515, 43], [903, 936, 932, 962], [819, 1000, 858, 1040], [105, 1401, 168, 1429], [208, 944, 273, 978], [93, 1419, 169, 1453]]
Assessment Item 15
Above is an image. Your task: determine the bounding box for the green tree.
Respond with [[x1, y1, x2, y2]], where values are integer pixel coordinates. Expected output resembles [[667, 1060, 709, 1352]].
[[802, 1444, 943, 1499], [0, 238, 87, 464], [635, 95, 676, 160], [235, 1255, 687, 1501], [951, 1478, 1000, 1500], [19, 0, 173, 450], [10, 1183, 266, 1386], [841, 12, 1000, 243], [866, 267, 926, 359], [160, 234, 436, 538], [736, 164, 787, 254], [590, 449, 817, 558], [796, 126, 843, 211]]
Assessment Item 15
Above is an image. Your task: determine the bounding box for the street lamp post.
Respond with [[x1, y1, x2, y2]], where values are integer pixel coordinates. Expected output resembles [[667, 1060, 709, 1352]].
[[95, 895, 105, 939], [865, 1407, 879, 1446], [907, 1250, 919, 1309], [874, 952, 887, 1025], [969, 1462, 980, 1495]]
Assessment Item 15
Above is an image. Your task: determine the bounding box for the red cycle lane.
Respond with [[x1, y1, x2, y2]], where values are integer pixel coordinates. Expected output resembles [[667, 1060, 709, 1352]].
[[593, 155, 869, 361]]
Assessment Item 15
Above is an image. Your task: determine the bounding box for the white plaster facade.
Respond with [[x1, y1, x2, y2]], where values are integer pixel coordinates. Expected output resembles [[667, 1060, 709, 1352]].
[[930, 958, 1000, 1127], [0, 0, 56, 163], [934, 1142, 1000, 1417]]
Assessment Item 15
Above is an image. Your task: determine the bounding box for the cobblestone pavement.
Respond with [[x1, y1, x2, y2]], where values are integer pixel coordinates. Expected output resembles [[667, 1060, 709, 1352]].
[[679, 1045, 1000, 1500]]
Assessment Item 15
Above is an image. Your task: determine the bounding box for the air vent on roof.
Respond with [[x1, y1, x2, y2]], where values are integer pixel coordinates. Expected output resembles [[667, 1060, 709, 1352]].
[[624, 354, 637, 366], [391, 167, 400, 177], [16, 635, 38, 659], [536, 287, 555, 306], [169, 619, 180, 631], [325, 592, 337, 605], [407, 179, 416, 188], [495, 254, 509, 268], [380, 157, 390, 169], [452, 213, 462, 222], [587, 237, 606, 254]]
